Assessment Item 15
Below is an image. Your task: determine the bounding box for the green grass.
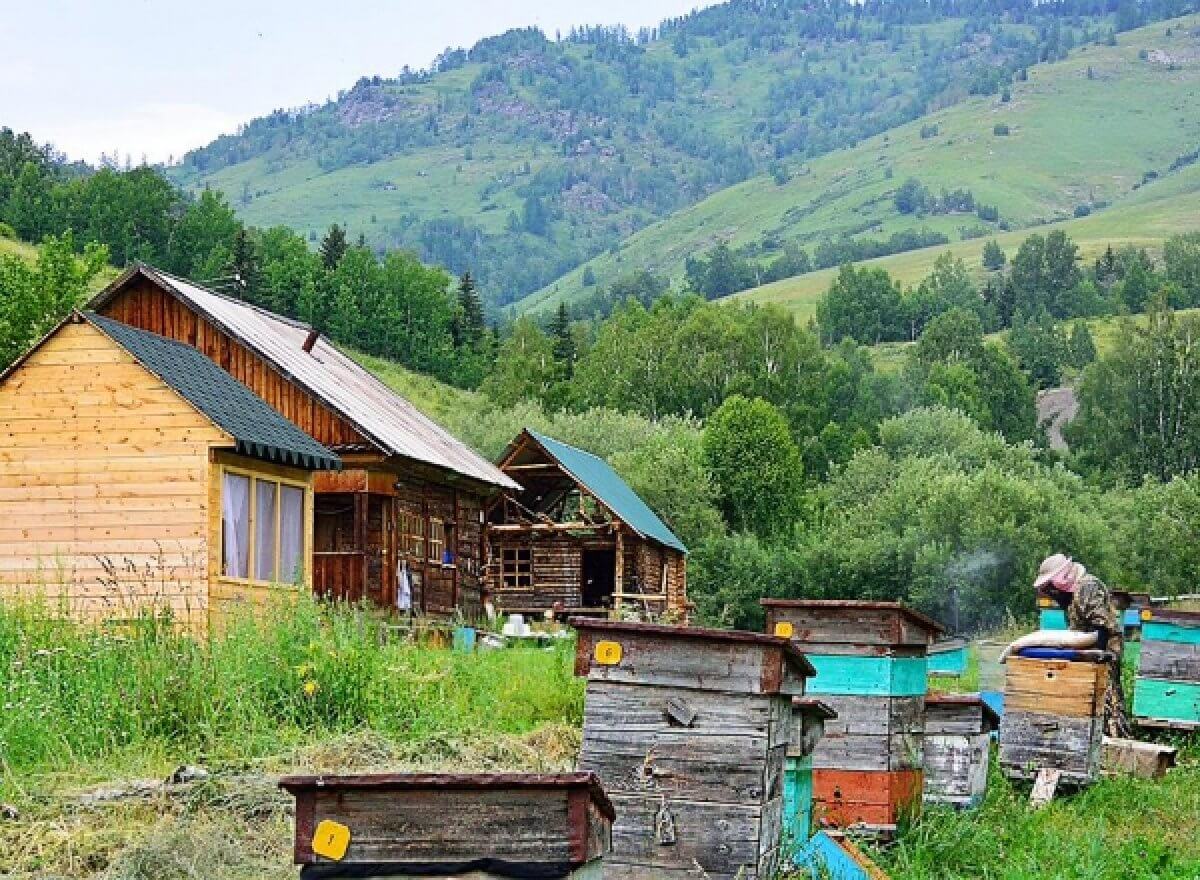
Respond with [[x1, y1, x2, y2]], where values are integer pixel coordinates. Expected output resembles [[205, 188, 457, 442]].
[[519, 14, 1200, 315]]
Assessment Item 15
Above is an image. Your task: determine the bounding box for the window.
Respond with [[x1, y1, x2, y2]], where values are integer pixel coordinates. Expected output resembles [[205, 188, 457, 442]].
[[221, 467, 307, 584], [428, 519, 445, 564], [399, 508, 425, 559], [501, 547, 532, 590]]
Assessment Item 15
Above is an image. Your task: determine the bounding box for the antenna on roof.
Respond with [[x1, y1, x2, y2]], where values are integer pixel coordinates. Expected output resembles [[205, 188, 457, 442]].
[[193, 273, 248, 299], [302, 328, 321, 354]]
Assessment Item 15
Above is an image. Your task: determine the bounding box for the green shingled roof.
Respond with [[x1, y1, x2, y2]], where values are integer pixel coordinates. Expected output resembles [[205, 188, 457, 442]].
[[85, 313, 340, 471], [524, 429, 686, 553]]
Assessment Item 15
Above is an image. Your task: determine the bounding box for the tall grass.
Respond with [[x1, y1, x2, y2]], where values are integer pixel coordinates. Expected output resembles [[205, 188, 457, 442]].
[[0, 597, 582, 778]]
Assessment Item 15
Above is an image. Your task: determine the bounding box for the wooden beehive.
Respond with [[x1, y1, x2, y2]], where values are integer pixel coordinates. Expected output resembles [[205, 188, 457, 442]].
[[923, 694, 1000, 809], [998, 657, 1107, 785], [1134, 609, 1200, 730], [278, 773, 614, 879], [762, 600, 943, 835], [572, 618, 814, 880], [1037, 595, 1068, 631], [785, 697, 838, 846], [927, 638, 969, 677]]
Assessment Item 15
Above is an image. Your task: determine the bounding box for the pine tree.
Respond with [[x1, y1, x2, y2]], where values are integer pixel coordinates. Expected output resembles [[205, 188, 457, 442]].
[[1067, 321, 1097, 369], [227, 226, 260, 300], [455, 272, 485, 347], [982, 239, 1006, 271], [550, 301, 575, 375], [319, 223, 348, 269]]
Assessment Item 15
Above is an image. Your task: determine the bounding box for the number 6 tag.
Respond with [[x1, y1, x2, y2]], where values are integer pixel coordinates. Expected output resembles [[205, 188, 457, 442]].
[[595, 640, 622, 665]]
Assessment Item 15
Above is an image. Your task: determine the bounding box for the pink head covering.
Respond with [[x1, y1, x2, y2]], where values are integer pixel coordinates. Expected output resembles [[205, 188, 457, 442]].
[[1033, 553, 1082, 593]]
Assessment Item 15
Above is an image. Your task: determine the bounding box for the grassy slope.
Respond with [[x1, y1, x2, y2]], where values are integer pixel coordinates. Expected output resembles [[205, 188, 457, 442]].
[[518, 14, 1200, 315]]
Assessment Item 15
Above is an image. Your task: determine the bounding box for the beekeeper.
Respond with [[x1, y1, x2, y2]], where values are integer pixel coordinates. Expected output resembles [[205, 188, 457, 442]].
[[1033, 553, 1132, 737]]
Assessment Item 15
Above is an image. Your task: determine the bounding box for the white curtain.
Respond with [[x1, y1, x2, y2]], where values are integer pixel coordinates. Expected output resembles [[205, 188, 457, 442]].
[[222, 473, 250, 579], [280, 485, 305, 584], [254, 480, 277, 582]]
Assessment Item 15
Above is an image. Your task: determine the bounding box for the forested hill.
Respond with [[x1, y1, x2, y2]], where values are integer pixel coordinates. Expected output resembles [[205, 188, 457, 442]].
[[170, 0, 1186, 312]]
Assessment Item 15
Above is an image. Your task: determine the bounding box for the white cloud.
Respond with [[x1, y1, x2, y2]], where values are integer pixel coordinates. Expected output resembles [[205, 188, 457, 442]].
[[38, 103, 244, 166]]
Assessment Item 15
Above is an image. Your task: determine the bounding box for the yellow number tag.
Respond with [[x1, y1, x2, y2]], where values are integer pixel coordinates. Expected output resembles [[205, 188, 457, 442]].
[[1141, 609, 1153, 621], [595, 640, 622, 665], [774, 621, 795, 638], [312, 819, 351, 861]]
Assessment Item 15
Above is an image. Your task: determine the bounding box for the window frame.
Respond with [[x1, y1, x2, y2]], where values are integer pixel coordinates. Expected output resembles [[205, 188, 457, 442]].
[[219, 463, 309, 586], [501, 545, 532, 590]]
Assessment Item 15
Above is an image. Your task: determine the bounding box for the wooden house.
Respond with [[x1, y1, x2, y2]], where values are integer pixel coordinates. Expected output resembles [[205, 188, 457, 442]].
[[998, 657, 1107, 786], [87, 264, 518, 619], [486, 429, 687, 617], [923, 694, 999, 809], [762, 599, 943, 836], [1133, 609, 1200, 730], [0, 311, 340, 627], [572, 618, 814, 880], [278, 772, 614, 878]]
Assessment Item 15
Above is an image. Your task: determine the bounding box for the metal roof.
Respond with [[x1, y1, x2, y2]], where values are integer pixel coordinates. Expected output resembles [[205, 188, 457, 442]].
[[516, 429, 687, 553], [89, 265, 518, 490], [85, 313, 340, 471]]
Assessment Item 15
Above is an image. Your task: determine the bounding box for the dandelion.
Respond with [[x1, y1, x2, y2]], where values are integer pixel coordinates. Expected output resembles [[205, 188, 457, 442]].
[[303, 680, 319, 697]]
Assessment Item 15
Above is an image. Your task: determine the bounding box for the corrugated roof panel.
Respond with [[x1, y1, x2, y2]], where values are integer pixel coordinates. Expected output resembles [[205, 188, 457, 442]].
[[523, 429, 686, 553], [85, 313, 340, 471], [91, 266, 518, 490]]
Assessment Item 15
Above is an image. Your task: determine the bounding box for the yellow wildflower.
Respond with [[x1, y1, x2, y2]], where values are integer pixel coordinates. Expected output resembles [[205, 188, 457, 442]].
[[303, 680, 319, 697]]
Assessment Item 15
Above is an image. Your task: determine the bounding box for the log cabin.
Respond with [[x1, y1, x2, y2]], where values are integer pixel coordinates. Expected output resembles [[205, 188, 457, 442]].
[[485, 429, 688, 618], [0, 311, 340, 627], [85, 263, 518, 620]]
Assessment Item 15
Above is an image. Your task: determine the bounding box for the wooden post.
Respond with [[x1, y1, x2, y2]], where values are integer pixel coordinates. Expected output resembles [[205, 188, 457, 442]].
[[613, 526, 624, 611], [353, 492, 368, 604]]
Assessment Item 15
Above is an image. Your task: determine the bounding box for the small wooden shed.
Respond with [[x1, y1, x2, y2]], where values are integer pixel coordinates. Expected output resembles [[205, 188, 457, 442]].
[[762, 599, 943, 835], [278, 772, 614, 879], [572, 618, 814, 880], [487, 430, 687, 617], [0, 312, 340, 628], [1133, 609, 1200, 730], [923, 694, 1000, 809], [999, 657, 1107, 786]]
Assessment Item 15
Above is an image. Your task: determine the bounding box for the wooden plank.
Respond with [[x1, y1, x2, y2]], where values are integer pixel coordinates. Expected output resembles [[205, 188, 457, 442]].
[[1101, 737, 1177, 779], [1133, 678, 1200, 724], [812, 769, 922, 828], [816, 695, 924, 738], [999, 709, 1103, 783], [923, 733, 989, 806], [812, 731, 923, 772]]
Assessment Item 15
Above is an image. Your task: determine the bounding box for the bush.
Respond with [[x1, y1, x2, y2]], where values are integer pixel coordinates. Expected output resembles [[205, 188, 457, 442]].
[[0, 221, 16, 239]]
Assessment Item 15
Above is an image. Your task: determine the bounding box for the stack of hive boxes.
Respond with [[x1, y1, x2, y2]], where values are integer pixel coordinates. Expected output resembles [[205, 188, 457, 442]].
[[998, 656, 1107, 785], [923, 694, 1000, 809], [762, 600, 942, 836], [783, 697, 837, 845], [572, 618, 815, 880], [1133, 609, 1200, 730]]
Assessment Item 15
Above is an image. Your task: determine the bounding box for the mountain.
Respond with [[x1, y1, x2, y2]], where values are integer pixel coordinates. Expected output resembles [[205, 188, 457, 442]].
[[168, 0, 1178, 313], [517, 11, 1200, 315]]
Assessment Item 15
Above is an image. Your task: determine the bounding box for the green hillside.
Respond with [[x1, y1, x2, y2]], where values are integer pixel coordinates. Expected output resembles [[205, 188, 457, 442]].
[[171, 0, 1151, 311], [519, 13, 1200, 315]]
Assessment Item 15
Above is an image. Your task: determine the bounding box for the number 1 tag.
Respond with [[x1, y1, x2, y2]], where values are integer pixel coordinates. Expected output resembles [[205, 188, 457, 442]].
[[312, 819, 351, 861]]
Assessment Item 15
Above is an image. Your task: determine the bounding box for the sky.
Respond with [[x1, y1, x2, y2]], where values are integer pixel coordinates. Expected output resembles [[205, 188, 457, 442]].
[[1, 1, 712, 166]]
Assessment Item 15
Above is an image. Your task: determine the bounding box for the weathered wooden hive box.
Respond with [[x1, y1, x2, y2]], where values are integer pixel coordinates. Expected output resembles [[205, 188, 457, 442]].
[[923, 694, 1000, 809], [927, 638, 968, 677], [785, 697, 838, 846], [998, 657, 1107, 785], [762, 599, 943, 835], [277, 773, 614, 879], [1133, 609, 1200, 730], [572, 618, 814, 880]]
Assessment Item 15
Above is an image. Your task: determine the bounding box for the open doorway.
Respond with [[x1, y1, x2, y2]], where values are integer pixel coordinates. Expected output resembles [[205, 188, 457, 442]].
[[581, 547, 616, 607]]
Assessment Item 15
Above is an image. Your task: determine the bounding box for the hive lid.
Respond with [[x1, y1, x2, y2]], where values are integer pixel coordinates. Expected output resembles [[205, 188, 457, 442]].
[[1143, 609, 1200, 626], [761, 599, 944, 636], [925, 692, 1001, 729], [792, 696, 839, 720], [278, 772, 615, 819]]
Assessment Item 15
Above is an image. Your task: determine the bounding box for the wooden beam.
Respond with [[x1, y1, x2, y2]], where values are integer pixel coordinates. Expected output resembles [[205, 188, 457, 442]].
[[488, 522, 608, 534]]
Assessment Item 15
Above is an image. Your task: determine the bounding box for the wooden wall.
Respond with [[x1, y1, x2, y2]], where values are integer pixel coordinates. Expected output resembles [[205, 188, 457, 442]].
[[628, 541, 687, 616], [100, 280, 365, 449], [207, 451, 316, 625], [0, 321, 226, 627]]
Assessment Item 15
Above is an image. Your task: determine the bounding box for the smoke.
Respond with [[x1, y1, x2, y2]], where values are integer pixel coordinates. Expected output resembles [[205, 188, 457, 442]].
[[939, 546, 1015, 634]]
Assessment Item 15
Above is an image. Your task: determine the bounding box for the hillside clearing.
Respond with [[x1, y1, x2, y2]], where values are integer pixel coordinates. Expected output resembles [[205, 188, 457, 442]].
[[520, 14, 1200, 315]]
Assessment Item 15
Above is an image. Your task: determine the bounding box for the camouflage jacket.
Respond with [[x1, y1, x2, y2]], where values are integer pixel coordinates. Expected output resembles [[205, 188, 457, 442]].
[[1067, 573, 1123, 657]]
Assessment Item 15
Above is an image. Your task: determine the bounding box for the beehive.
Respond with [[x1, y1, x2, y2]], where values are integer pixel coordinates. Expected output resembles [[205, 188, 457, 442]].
[[1037, 595, 1068, 630], [998, 657, 1107, 785], [572, 618, 814, 880], [927, 638, 969, 677], [784, 697, 838, 846], [277, 772, 614, 879], [762, 599, 943, 835], [923, 694, 1000, 809], [1133, 609, 1200, 730]]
